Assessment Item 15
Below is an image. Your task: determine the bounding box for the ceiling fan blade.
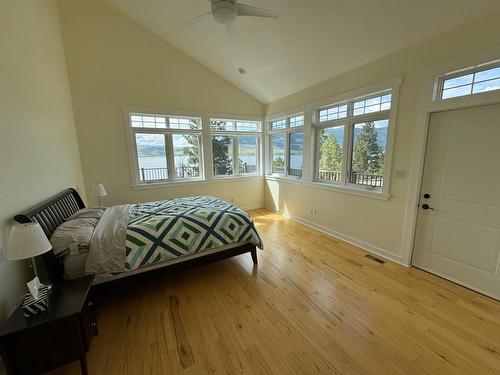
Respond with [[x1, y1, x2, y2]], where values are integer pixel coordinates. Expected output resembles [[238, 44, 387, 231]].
[[180, 12, 212, 28], [225, 22, 236, 38], [236, 3, 279, 18]]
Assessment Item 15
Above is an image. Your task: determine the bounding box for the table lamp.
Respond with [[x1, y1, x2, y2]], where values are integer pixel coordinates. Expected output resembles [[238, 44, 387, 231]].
[[6, 222, 52, 278], [91, 183, 107, 208], [7, 223, 53, 318]]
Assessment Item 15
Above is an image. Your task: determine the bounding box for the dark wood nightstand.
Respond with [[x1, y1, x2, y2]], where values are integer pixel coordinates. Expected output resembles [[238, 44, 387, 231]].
[[0, 275, 97, 375]]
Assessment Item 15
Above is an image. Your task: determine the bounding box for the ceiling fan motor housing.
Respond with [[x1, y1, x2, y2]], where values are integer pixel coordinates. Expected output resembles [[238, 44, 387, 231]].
[[211, 1, 238, 24]]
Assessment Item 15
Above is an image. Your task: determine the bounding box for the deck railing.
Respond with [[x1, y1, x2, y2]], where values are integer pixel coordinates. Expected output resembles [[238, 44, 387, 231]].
[[139, 166, 200, 181], [213, 163, 257, 176], [318, 170, 342, 182], [140, 166, 383, 187], [350, 172, 383, 187], [141, 164, 258, 181], [318, 170, 383, 187]]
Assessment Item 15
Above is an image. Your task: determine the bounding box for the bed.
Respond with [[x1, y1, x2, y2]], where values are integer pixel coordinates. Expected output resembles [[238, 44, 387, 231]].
[[14, 189, 262, 284]]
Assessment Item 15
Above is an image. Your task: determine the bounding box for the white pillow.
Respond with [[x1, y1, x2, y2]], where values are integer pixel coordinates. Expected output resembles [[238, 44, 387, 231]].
[[50, 218, 99, 256], [66, 208, 105, 221]]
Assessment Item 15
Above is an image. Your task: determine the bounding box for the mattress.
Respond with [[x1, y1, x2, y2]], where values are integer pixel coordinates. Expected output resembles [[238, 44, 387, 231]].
[[62, 242, 252, 283]]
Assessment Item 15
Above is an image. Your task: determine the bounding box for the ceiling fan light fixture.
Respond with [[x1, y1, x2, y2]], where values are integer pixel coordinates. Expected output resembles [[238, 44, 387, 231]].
[[212, 1, 238, 24]]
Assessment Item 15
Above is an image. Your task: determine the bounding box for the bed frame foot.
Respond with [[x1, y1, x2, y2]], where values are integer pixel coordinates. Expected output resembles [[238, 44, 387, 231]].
[[251, 248, 258, 265]]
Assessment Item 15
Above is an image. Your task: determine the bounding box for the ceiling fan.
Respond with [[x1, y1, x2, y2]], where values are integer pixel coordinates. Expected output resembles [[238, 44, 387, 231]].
[[181, 0, 279, 37]]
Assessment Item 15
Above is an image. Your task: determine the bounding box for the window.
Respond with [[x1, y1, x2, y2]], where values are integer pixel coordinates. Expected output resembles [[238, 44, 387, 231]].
[[350, 120, 388, 188], [270, 119, 286, 130], [271, 134, 286, 174], [313, 91, 392, 190], [318, 104, 347, 122], [212, 135, 233, 176], [440, 64, 500, 99], [353, 94, 391, 115], [128, 113, 203, 184], [210, 118, 261, 177], [288, 132, 304, 177], [318, 125, 344, 183], [268, 113, 305, 178], [289, 115, 304, 127]]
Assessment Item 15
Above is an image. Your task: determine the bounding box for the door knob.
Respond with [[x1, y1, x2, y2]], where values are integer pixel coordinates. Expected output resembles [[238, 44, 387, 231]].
[[423, 193, 430, 199], [421, 204, 434, 210]]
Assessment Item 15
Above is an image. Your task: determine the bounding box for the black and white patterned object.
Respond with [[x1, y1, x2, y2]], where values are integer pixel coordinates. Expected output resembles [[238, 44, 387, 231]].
[[22, 285, 51, 319]]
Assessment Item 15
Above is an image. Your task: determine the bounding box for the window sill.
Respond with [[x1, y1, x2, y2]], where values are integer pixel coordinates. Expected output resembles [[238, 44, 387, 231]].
[[265, 175, 390, 201], [212, 174, 261, 180], [131, 175, 263, 190]]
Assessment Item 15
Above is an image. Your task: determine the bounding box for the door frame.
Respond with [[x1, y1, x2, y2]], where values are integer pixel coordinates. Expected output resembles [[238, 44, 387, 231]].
[[401, 45, 500, 266]]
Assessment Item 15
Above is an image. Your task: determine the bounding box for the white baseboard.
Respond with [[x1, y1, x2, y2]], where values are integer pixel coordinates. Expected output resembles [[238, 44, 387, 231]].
[[242, 204, 265, 211], [269, 206, 406, 266]]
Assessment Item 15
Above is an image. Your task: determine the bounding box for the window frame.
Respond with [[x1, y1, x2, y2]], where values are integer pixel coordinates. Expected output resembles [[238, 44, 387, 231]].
[[264, 77, 401, 199], [209, 118, 262, 179], [127, 112, 204, 185], [437, 60, 500, 101], [267, 113, 305, 180], [313, 94, 392, 192]]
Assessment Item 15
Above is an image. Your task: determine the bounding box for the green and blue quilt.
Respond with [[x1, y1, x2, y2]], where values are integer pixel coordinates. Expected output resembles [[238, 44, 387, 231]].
[[125, 196, 263, 270]]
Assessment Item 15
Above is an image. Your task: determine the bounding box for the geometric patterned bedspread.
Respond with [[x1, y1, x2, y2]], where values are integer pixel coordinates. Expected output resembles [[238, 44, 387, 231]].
[[125, 196, 263, 270]]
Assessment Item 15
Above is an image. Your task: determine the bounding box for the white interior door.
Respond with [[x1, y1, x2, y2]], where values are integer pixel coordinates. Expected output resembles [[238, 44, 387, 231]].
[[412, 103, 500, 300]]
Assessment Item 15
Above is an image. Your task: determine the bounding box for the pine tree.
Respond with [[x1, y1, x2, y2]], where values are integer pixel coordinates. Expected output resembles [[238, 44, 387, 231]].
[[352, 122, 383, 175], [319, 134, 342, 171], [208, 120, 233, 175], [212, 135, 233, 175]]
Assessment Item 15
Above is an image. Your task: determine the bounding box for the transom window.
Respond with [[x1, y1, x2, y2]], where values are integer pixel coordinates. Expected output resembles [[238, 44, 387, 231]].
[[210, 119, 260, 132], [210, 118, 261, 177], [353, 93, 392, 115], [131, 114, 201, 130], [313, 90, 392, 190], [268, 113, 304, 178], [440, 63, 500, 100], [270, 119, 287, 130], [289, 115, 305, 127], [128, 113, 203, 184], [318, 104, 348, 122]]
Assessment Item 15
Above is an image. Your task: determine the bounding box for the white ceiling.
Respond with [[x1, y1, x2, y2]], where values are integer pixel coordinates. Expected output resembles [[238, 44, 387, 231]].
[[105, 0, 500, 103]]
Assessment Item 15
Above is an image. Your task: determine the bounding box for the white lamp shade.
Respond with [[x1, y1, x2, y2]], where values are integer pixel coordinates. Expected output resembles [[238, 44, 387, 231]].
[[6, 223, 52, 260], [91, 183, 107, 198]]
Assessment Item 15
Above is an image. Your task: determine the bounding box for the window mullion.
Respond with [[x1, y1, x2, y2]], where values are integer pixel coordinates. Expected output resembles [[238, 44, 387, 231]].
[[201, 116, 213, 180], [165, 133, 175, 181], [284, 132, 290, 177], [233, 135, 239, 176], [343, 123, 352, 187]]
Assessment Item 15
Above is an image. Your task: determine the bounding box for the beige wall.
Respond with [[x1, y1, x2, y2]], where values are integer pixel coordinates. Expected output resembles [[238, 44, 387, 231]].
[[0, 0, 85, 322], [265, 11, 500, 263], [57, 0, 265, 209]]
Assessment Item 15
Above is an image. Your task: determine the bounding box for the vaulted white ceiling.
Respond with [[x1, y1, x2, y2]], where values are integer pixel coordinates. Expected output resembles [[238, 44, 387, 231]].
[[105, 0, 500, 103]]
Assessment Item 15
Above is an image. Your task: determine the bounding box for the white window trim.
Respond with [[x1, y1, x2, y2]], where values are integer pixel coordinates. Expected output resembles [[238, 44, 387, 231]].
[[265, 77, 401, 198], [313, 110, 391, 192], [267, 113, 305, 179], [123, 106, 264, 188], [210, 129, 262, 179], [435, 59, 500, 101], [127, 115, 204, 185]]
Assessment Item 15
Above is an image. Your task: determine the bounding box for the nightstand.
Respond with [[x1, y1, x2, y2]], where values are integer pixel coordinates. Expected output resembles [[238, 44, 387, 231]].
[[0, 275, 97, 375]]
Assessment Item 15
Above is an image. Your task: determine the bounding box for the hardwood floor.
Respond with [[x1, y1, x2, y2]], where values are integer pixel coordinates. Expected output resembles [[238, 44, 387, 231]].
[[49, 209, 500, 374]]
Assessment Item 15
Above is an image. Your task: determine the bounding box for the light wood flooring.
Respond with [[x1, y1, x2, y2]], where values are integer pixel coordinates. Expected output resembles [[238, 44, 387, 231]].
[[50, 209, 500, 374]]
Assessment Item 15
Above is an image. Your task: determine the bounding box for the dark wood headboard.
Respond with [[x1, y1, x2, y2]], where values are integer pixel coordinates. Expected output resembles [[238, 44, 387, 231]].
[[14, 188, 85, 282]]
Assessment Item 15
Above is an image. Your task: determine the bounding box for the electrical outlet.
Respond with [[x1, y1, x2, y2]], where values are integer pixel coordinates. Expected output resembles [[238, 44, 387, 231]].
[[310, 208, 317, 216], [395, 170, 407, 179]]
